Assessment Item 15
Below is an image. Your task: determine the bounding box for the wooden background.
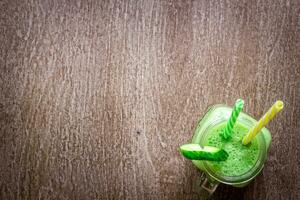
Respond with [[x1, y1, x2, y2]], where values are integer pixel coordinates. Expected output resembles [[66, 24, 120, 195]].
[[1, 0, 299, 199]]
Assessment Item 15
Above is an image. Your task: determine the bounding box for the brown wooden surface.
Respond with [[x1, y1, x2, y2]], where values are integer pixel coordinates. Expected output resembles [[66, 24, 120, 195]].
[[1, 0, 300, 199]]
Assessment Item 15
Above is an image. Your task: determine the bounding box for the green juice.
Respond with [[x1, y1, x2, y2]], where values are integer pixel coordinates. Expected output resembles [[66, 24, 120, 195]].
[[191, 105, 271, 188], [203, 122, 260, 177]]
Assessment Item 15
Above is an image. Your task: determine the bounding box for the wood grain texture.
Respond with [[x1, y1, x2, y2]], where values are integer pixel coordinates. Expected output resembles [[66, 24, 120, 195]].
[[0, 0, 300, 199]]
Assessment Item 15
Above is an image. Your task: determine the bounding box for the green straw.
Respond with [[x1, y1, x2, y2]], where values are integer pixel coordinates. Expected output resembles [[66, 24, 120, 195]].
[[221, 99, 244, 140]]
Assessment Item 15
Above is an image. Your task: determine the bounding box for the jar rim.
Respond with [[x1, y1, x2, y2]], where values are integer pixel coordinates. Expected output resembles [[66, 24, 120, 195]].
[[199, 109, 268, 185]]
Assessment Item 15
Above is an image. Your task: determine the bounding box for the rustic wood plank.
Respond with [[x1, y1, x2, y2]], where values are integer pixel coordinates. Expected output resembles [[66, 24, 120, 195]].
[[0, 0, 299, 199]]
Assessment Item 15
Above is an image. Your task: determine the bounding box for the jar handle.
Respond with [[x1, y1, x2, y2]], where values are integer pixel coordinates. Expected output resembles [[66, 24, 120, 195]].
[[199, 173, 219, 195]]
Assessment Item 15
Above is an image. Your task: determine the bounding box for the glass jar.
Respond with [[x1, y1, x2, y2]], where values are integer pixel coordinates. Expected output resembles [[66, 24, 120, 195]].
[[191, 105, 271, 194]]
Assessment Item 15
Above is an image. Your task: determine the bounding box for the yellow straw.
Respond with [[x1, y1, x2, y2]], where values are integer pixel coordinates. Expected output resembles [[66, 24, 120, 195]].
[[242, 101, 284, 145]]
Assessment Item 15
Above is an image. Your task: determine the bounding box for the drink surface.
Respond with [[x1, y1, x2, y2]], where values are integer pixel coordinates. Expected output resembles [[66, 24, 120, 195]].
[[203, 122, 260, 177]]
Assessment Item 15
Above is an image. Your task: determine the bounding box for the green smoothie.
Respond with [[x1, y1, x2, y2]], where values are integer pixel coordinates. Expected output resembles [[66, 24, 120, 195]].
[[203, 122, 260, 177], [190, 105, 271, 188]]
